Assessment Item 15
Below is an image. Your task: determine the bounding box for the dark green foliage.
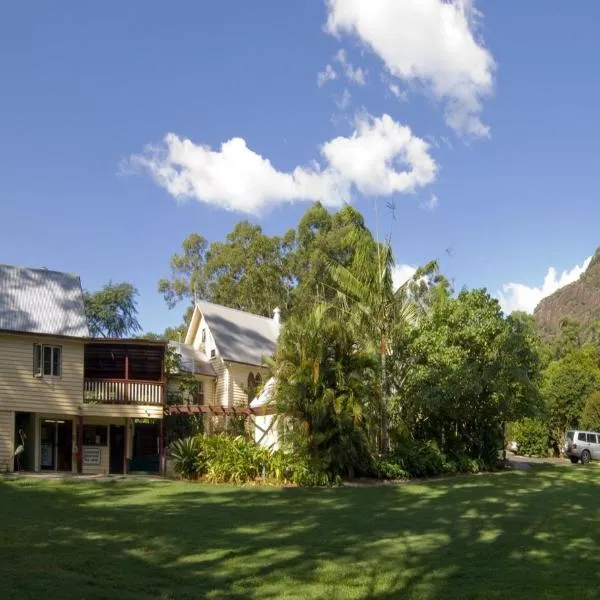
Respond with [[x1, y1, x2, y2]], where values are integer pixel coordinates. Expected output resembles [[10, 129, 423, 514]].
[[542, 344, 600, 448], [395, 288, 542, 466], [84, 282, 141, 338], [511, 418, 550, 456], [373, 441, 485, 480], [158, 224, 294, 319], [581, 391, 600, 432], [275, 304, 377, 480]]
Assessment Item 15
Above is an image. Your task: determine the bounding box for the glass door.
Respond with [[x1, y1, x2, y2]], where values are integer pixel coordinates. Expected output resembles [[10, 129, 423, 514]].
[[40, 420, 56, 471], [40, 419, 73, 471]]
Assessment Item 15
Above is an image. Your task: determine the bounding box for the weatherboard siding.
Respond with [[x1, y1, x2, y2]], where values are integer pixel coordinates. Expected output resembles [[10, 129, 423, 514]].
[[0, 410, 14, 472], [229, 363, 269, 407], [212, 358, 228, 406], [191, 313, 218, 359], [0, 334, 84, 414]]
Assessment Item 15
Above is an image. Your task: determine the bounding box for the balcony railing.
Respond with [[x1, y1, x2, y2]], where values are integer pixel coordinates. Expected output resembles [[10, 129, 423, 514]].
[[84, 379, 164, 405]]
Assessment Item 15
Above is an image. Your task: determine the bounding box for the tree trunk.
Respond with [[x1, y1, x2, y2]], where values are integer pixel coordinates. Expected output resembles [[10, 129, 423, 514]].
[[380, 350, 389, 455]]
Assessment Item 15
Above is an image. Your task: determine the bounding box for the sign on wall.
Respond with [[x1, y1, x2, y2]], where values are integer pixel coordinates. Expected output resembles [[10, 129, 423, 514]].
[[83, 447, 102, 466]]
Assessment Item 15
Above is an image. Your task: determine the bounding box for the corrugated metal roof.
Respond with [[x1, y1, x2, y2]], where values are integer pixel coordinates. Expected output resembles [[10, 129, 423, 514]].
[[0, 264, 90, 337], [168, 341, 216, 377], [198, 300, 279, 367]]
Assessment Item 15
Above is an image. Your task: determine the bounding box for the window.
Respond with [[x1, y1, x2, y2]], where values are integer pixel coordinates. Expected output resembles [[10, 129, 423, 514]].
[[197, 381, 205, 404], [201, 329, 206, 343], [578, 432, 587, 442], [247, 373, 256, 402], [210, 349, 216, 358], [82, 425, 108, 446], [33, 344, 61, 377], [587, 433, 598, 444], [566, 431, 574, 441]]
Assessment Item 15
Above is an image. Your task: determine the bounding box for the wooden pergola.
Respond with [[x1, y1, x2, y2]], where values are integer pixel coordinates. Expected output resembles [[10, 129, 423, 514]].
[[164, 405, 275, 417]]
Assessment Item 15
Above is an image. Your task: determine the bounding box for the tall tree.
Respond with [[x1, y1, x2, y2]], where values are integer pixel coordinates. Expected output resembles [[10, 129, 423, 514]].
[[290, 203, 370, 315], [328, 226, 423, 453], [84, 282, 141, 338], [158, 224, 293, 319], [396, 289, 541, 463], [204, 221, 294, 316], [542, 344, 600, 449]]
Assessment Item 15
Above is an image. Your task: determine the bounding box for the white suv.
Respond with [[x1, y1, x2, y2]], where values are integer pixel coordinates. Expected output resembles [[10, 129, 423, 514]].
[[564, 430, 600, 464]]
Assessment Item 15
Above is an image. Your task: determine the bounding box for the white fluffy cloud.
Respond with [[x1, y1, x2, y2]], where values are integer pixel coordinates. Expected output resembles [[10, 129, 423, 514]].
[[392, 264, 417, 291], [498, 256, 592, 315], [128, 114, 437, 214], [326, 0, 495, 137]]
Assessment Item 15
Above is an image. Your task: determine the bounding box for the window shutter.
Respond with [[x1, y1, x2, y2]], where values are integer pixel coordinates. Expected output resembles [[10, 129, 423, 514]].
[[33, 344, 41, 376]]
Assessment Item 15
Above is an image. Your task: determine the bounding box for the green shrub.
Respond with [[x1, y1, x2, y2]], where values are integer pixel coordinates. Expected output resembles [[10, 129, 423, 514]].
[[581, 391, 600, 432], [375, 438, 485, 481], [511, 418, 550, 456], [168, 437, 203, 478], [374, 459, 409, 480]]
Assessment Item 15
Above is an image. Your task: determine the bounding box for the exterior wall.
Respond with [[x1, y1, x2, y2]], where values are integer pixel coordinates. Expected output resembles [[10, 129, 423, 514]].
[[190, 313, 218, 359], [228, 363, 270, 407], [212, 357, 229, 407], [80, 416, 128, 476], [253, 414, 280, 450], [0, 334, 84, 414], [0, 410, 15, 472]]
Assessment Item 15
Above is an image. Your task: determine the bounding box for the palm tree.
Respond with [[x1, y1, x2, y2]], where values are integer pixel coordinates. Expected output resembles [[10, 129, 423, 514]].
[[274, 303, 377, 478], [328, 227, 438, 453]]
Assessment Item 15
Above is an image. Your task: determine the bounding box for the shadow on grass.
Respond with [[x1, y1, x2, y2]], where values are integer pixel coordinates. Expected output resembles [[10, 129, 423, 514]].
[[1, 465, 600, 599]]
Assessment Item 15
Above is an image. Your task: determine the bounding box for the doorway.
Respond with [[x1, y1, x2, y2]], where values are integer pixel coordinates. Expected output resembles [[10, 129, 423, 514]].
[[14, 412, 35, 471], [109, 425, 125, 474], [40, 419, 73, 472]]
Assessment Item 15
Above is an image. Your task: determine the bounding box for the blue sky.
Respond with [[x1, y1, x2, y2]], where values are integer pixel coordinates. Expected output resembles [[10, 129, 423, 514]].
[[1, 1, 599, 332]]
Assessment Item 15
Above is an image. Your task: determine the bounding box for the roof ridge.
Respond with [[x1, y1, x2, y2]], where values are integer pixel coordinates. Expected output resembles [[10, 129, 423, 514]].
[[197, 299, 276, 323], [0, 263, 80, 279]]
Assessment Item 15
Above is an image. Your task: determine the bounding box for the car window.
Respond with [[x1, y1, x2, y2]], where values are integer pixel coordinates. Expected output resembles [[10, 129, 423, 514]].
[[566, 431, 574, 441], [578, 432, 587, 442], [587, 434, 598, 444]]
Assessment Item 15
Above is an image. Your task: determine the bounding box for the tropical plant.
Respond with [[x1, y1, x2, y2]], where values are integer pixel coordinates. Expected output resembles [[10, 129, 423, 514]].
[[168, 437, 203, 478], [275, 303, 377, 478], [327, 227, 431, 453]]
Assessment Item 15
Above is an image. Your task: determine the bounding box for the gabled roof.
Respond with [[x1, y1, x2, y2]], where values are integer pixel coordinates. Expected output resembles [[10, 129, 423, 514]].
[[0, 264, 90, 338], [168, 341, 216, 377], [197, 300, 279, 367]]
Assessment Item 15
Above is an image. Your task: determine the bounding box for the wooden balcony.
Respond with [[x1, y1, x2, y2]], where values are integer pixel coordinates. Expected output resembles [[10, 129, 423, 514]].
[[83, 340, 166, 406], [84, 379, 164, 405]]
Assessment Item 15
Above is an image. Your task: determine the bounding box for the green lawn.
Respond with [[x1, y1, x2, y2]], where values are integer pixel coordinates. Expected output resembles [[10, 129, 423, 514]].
[[1, 465, 600, 599]]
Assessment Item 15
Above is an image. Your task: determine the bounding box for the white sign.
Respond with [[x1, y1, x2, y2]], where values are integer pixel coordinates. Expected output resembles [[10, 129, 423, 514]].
[[83, 447, 101, 466]]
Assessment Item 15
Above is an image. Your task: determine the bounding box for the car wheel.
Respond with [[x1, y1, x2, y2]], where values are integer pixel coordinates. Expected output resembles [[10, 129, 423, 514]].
[[570, 456, 579, 464], [581, 450, 591, 465]]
